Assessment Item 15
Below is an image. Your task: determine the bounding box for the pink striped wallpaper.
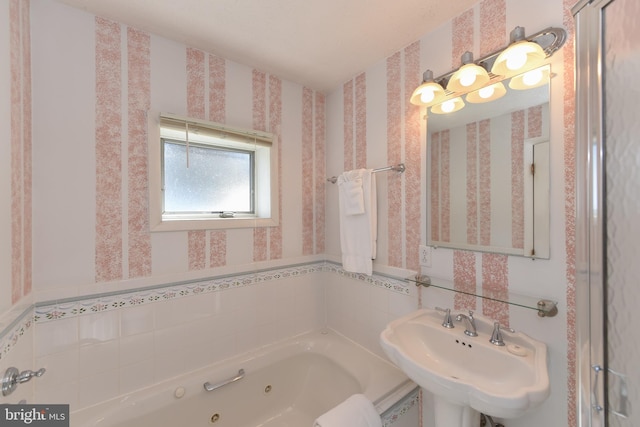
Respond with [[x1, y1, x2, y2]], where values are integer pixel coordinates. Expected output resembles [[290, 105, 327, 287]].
[[127, 27, 151, 279], [268, 75, 283, 260], [10, 0, 21, 304], [528, 105, 543, 138], [209, 54, 227, 268], [480, 0, 506, 57], [453, 250, 477, 311], [479, 119, 491, 246], [95, 17, 123, 283], [429, 132, 440, 243], [314, 92, 326, 255], [404, 42, 421, 272], [452, 9, 474, 69], [302, 87, 326, 256], [387, 52, 403, 268], [209, 55, 226, 124], [252, 70, 268, 262], [10, 0, 32, 303], [90, 18, 316, 279], [481, 253, 509, 327], [466, 122, 478, 246], [343, 80, 354, 171], [563, 0, 577, 424], [302, 88, 314, 255], [186, 48, 208, 270], [440, 130, 451, 243], [511, 110, 525, 250], [355, 73, 367, 170]]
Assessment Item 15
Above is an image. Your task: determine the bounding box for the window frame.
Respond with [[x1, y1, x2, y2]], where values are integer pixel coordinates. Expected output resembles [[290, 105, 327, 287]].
[[148, 112, 279, 231], [161, 138, 256, 215]]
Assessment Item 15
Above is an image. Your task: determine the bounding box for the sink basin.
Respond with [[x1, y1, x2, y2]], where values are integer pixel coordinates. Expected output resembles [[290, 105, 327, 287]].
[[380, 308, 549, 424]]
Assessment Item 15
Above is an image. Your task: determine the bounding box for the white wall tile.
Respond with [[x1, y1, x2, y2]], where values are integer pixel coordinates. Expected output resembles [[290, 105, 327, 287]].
[[119, 359, 155, 396], [79, 311, 119, 345], [119, 305, 155, 337], [120, 332, 154, 367], [35, 317, 78, 357], [77, 369, 119, 409], [79, 340, 119, 378]]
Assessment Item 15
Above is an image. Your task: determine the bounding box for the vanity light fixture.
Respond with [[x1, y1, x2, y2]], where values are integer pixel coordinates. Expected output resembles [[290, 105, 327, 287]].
[[446, 52, 490, 93], [410, 70, 446, 106], [431, 97, 465, 114], [466, 81, 507, 103], [509, 65, 550, 90], [411, 26, 567, 112], [492, 27, 546, 77]]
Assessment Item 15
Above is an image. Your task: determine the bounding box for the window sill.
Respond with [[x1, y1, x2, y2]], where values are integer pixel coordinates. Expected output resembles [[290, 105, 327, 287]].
[[150, 216, 279, 232]]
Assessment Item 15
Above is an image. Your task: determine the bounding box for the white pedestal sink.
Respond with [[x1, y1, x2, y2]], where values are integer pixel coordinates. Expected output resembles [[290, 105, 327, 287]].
[[380, 309, 549, 427]]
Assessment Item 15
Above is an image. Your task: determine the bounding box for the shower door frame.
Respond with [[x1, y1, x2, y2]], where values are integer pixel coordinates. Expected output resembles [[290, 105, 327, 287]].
[[573, 0, 609, 426]]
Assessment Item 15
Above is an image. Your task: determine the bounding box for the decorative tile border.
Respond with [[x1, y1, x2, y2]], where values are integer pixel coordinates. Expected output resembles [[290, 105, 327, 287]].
[[0, 261, 411, 358], [324, 262, 411, 296], [382, 386, 420, 426], [0, 307, 33, 362], [34, 261, 411, 324]]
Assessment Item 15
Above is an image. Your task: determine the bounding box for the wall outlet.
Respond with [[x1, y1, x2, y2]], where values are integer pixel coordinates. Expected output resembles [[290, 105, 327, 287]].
[[419, 245, 432, 267]]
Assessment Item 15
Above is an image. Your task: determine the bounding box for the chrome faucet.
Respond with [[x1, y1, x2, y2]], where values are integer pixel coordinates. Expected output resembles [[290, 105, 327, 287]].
[[489, 322, 515, 346], [435, 307, 454, 328], [455, 310, 478, 337]]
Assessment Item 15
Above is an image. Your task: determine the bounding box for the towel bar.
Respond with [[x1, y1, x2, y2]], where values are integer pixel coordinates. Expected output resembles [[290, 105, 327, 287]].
[[327, 163, 405, 184]]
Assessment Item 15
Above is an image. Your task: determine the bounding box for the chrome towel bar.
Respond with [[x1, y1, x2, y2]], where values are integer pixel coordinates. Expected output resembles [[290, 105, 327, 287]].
[[327, 163, 405, 184], [203, 369, 245, 392]]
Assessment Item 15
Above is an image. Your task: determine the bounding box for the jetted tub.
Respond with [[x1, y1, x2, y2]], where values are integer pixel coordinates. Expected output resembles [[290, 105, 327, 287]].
[[73, 330, 414, 427]]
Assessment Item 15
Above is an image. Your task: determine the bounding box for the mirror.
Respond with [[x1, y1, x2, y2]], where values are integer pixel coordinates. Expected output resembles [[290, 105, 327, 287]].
[[427, 66, 550, 258]]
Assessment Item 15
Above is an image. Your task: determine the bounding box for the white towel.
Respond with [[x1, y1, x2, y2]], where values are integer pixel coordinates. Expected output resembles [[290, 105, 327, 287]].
[[313, 394, 382, 427], [337, 169, 377, 275], [341, 176, 365, 215]]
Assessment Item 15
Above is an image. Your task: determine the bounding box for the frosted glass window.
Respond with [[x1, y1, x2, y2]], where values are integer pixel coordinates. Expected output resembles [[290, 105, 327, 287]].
[[149, 113, 278, 231], [163, 140, 254, 213]]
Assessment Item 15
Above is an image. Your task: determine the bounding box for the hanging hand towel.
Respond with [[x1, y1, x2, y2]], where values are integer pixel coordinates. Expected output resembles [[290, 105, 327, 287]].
[[337, 169, 377, 275], [313, 394, 382, 427]]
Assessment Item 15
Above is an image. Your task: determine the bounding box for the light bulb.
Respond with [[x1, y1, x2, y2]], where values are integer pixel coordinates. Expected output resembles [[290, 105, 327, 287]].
[[478, 86, 495, 99], [441, 100, 455, 113], [522, 69, 543, 86], [420, 88, 435, 104], [506, 49, 528, 71], [459, 67, 477, 87]]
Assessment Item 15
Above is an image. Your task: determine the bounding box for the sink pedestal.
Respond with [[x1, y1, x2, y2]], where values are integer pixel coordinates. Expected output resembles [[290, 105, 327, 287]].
[[432, 395, 480, 427]]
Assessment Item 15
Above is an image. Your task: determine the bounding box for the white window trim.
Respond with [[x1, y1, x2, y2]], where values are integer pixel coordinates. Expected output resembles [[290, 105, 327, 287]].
[[148, 112, 279, 231]]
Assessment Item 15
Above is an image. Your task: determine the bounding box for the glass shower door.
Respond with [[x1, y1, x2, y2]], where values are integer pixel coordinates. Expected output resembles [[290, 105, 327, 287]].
[[575, 0, 639, 425], [602, 0, 639, 424]]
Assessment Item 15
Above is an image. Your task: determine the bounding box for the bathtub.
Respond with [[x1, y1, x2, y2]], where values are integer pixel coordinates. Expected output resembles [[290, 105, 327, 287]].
[[72, 329, 415, 427]]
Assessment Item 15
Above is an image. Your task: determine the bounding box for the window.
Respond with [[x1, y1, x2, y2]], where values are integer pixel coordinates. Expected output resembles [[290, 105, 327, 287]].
[[148, 113, 278, 231]]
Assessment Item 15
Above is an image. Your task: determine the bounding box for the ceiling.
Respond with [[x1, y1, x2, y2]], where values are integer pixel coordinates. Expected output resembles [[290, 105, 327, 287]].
[[54, 0, 477, 93]]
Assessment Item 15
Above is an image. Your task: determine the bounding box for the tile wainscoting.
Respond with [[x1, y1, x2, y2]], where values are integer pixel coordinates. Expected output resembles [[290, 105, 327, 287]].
[[0, 261, 417, 410]]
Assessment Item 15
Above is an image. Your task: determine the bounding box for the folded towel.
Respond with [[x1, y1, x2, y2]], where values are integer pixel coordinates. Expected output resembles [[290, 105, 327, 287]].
[[313, 394, 381, 427], [340, 175, 365, 215], [337, 169, 377, 275]]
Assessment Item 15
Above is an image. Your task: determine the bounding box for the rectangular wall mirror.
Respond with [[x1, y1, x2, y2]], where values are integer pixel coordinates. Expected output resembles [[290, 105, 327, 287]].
[[427, 66, 550, 258]]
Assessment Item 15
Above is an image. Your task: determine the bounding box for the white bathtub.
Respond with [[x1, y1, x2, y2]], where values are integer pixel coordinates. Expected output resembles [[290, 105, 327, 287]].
[[73, 329, 414, 427]]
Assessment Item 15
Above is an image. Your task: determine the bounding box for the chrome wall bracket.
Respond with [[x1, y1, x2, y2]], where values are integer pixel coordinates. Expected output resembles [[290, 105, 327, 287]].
[[537, 300, 558, 317], [2, 367, 46, 397]]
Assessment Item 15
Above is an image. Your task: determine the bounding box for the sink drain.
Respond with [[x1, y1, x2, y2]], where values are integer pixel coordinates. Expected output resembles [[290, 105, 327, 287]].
[[210, 413, 220, 424]]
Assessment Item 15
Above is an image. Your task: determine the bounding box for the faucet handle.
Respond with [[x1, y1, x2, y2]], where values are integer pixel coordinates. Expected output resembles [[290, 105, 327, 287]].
[[489, 322, 515, 346], [17, 368, 46, 384], [435, 307, 454, 329]]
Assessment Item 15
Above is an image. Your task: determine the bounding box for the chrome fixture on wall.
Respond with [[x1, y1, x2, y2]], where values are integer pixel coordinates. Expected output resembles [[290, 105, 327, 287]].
[[410, 26, 567, 111], [2, 367, 46, 396]]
